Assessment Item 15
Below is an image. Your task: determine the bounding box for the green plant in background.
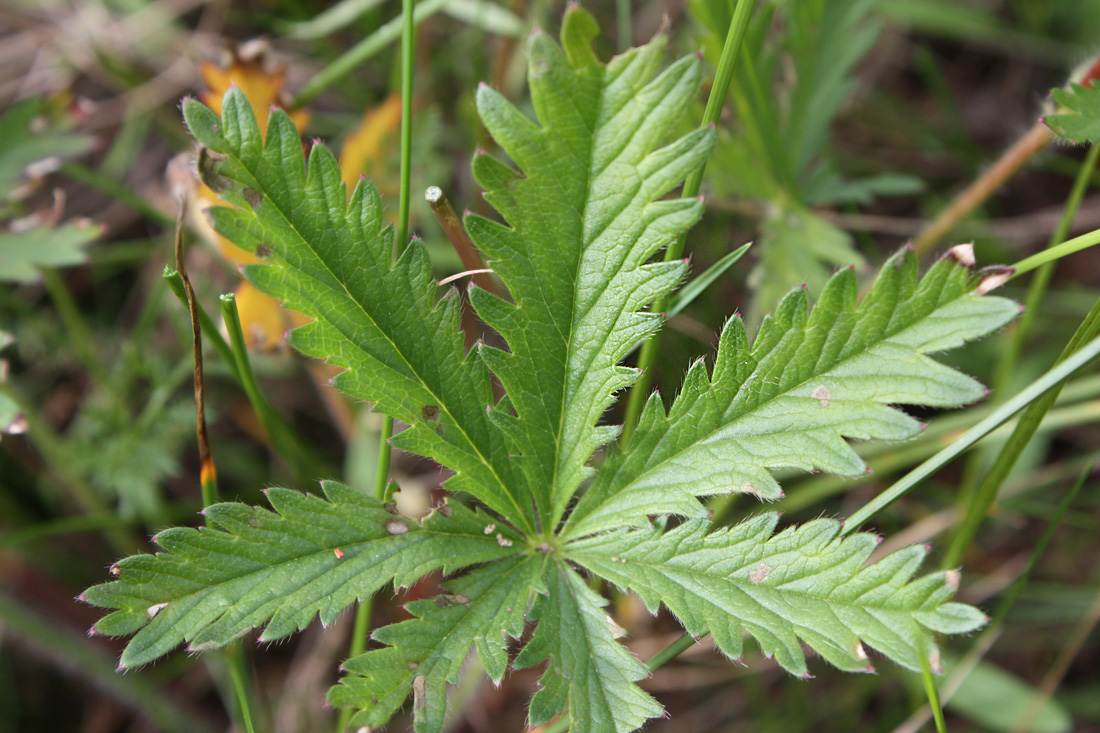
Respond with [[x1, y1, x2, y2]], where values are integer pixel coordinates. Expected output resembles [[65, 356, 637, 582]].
[[80, 9, 1028, 731], [0, 96, 100, 284], [1047, 80, 1100, 144], [0, 93, 200, 530], [0, 330, 19, 438], [691, 0, 922, 322]]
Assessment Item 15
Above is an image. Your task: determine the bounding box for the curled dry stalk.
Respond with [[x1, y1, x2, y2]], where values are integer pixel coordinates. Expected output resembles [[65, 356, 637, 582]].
[[173, 196, 218, 508], [173, 197, 258, 733]]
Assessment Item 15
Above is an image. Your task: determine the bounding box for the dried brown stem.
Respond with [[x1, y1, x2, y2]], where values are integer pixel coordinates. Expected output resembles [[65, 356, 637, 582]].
[[912, 121, 1054, 256], [425, 185, 502, 296], [174, 198, 217, 495]]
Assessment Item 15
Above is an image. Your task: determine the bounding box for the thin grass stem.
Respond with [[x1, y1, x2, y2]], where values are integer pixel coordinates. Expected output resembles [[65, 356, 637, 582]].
[[220, 293, 322, 483], [616, 0, 631, 51], [999, 143, 1100, 388], [163, 268, 240, 381], [1011, 226, 1100, 277], [944, 291, 1100, 568], [225, 643, 259, 733], [40, 269, 107, 385], [292, 0, 446, 108], [949, 143, 1100, 565], [919, 652, 947, 733]]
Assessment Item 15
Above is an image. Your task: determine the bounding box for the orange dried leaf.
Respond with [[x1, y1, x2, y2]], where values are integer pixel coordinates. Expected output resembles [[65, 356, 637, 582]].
[[198, 47, 309, 138], [339, 94, 402, 190]]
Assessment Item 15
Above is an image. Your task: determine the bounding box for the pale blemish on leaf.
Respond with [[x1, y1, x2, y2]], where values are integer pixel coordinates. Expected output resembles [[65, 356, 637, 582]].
[[749, 565, 772, 585], [385, 519, 409, 535], [412, 675, 427, 720]]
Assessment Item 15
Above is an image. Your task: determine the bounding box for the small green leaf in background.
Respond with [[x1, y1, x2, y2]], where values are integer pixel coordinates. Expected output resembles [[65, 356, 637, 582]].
[[1047, 80, 1100, 143], [0, 219, 100, 284], [694, 0, 883, 320], [0, 330, 20, 438], [68, 393, 195, 523], [0, 95, 99, 282], [0, 96, 95, 201], [749, 204, 865, 320]]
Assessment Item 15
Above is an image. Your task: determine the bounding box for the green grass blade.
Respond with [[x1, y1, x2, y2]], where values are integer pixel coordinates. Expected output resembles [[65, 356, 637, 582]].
[[944, 293, 1100, 568], [843, 332, 1100, 534]]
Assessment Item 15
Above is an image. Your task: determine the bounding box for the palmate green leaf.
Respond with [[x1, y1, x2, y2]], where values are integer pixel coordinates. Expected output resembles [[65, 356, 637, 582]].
[[89, 10, 1019, 733], [184, 89, 532, 533], [564, 246, 1018, 539], [1047, 80, 1100, 143], [467, 6, 714, 528], [81, 482, 518, 668], [513, 559, 662, 733], [331, 556, 543, 732], [569, 514, 985, 678]]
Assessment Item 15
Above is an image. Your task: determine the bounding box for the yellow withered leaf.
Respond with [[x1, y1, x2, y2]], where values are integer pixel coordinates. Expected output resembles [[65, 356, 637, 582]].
[[231, 280, 288, 352]]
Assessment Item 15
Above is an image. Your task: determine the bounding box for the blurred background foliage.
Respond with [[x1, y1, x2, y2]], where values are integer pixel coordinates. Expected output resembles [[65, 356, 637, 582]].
[[2, 0, 1100, 731]]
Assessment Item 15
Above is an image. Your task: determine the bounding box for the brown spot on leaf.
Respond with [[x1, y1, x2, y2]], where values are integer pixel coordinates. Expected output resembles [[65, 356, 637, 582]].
[[197, 148, 232, 194]]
